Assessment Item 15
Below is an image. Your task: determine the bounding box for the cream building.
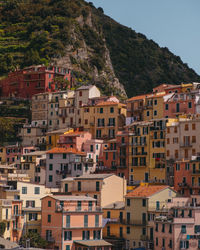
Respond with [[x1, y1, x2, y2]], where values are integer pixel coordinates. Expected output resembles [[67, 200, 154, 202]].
[[61, 174, 127, 207]]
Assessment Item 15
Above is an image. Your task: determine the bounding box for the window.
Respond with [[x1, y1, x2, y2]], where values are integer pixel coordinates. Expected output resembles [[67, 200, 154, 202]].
[[154, 110, 157, 116], [49, 154, 53, 159], [78, 181, 81, 191], [142, 199, 146, 207], [100, 108, 103, 113], [49, 175, 53, 182], [66, 246, 70, 250], [162, 238, 165, 247], [169, 224, 172, 233], [27, 128, 31, 134], [180, 240, 189, 249], [47, 215, 51, 223], [162, 224, 165, 233], [147, 111, 149, 117], [95, 215, 99, 227], [127, 226, 130, 234], [127, 199, 130, 206], [107, 226, 110, 236], [154, 99, 157, 105], [192, 136, 196, 143], [90, 145, 93, 152], [79, 91, 82, 97], [48, 201, 51, 207], [169, 239, 172, 248], [64, 231, 72, 241], [110, 107, 114, 113], [107, 211, 110, 218], [142, 227, 146, 235], [192, 123, 196, 130], [63, 153, 66, 159], [156, 238, 158, 246], [188, 102, 192, 108], [66, 215, 70, 227], [96, 181, 100, 191], [49, 164, 53, 171], [77, 201, 81, 211], [84, 215, 88, 227], [176, 163, 180, 171], [165, 104, 169, 110], [155, 223, 158, 232], [181, 225, 186, 234], [185, 124, 189, 131], [22, 187, 27, 194], [34, 187, 40, 194]]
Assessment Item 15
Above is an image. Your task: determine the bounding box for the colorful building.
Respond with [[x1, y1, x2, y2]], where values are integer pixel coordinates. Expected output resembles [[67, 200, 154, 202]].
[[0, 65, 73, 99], [125, 184, 177, 250], [61, 174, 126, 207], [46, 147, 88, 188], [154, 196, 200, 250], [41, 195, 112, 250]]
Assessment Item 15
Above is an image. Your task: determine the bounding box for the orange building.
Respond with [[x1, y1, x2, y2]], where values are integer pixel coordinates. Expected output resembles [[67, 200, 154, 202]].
[[41, 195, 112, 250]]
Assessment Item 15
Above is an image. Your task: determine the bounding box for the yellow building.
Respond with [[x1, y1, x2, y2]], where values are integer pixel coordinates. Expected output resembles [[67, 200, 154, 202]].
[[0, 199, 13, 240], [128, 121, 152, 184], [46, 128, 72, 150], [128, 118, 173, 184], [143, 93, 166, 121], [23, 207, 41, 234], [103, 201, 125, 249], [81, 101, 127, 139], [61, 174, 127, 207], [124, 184, 177, 249]]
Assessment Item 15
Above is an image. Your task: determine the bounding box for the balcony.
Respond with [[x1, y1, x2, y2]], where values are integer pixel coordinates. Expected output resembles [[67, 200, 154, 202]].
[[56, 205, 102, 213], [180, 143, 192, 148], [121, 219, 146, 226]]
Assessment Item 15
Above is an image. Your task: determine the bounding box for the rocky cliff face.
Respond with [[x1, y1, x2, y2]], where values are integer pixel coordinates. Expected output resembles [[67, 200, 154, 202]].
[[53, 13, 127, 97]]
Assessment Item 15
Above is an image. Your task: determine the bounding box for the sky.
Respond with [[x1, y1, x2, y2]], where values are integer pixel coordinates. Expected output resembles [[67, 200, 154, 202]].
[[86, 0, 200, 75]]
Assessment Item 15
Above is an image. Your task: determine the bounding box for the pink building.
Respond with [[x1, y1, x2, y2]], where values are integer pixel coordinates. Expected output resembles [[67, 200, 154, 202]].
[[58, 131, 92, 151], [41, 195, 112, 250], [164, 92, 198, 118], [154, 196, 200, 250]]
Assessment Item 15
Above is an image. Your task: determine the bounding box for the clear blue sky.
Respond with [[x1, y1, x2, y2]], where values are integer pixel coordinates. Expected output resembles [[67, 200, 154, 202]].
[[86, 0, 200, 74]]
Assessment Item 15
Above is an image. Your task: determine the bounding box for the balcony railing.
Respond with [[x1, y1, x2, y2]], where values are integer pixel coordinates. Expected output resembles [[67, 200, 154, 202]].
[[46, 237, 55, 243], [55, 205, 102, 213], [180, 143, 192, 148]]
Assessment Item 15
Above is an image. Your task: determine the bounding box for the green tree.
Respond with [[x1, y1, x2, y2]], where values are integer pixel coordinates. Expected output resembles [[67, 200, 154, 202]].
[[20, 232, 47, 249]]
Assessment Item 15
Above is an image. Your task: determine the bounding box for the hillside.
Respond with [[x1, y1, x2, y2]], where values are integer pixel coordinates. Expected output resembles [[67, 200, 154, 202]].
[[0, 0, 199, 97]]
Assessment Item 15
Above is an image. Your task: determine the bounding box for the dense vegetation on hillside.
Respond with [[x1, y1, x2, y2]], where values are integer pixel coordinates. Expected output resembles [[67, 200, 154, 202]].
[[0, 0, 199, 97]]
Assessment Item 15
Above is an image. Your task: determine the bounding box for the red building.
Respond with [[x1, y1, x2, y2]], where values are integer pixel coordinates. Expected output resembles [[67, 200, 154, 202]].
[[0, 65, 74, 99], [174, 157, 200, 196]]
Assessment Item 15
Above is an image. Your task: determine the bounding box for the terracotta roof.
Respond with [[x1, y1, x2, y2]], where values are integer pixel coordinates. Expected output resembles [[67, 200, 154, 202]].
[[47, 147, 86, 155], [126, 185, 170, 198], [127, 94, 150, 102], [96, 101, 120, 106]]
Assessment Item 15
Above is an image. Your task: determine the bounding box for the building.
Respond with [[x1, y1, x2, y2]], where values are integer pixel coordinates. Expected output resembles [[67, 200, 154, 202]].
[[61, 174, 126, 207], [46, 128, 71, 150], [166, 117, 200, 161], [164, 90, 200, 118], [41, 195, 112, 250], [173, 156, 200, 196], [124, 184, 177, 249], [154, 196, 200, 250], [82, 100, 126, 140], [103, 201, 126, 249], [0, 65, 73, 99], [126, 94, 149, 124], [31, 91, 68, 130], [18, 151, 46, 184], [19, 125, 47, 148], [46, 147, 88, 188]]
